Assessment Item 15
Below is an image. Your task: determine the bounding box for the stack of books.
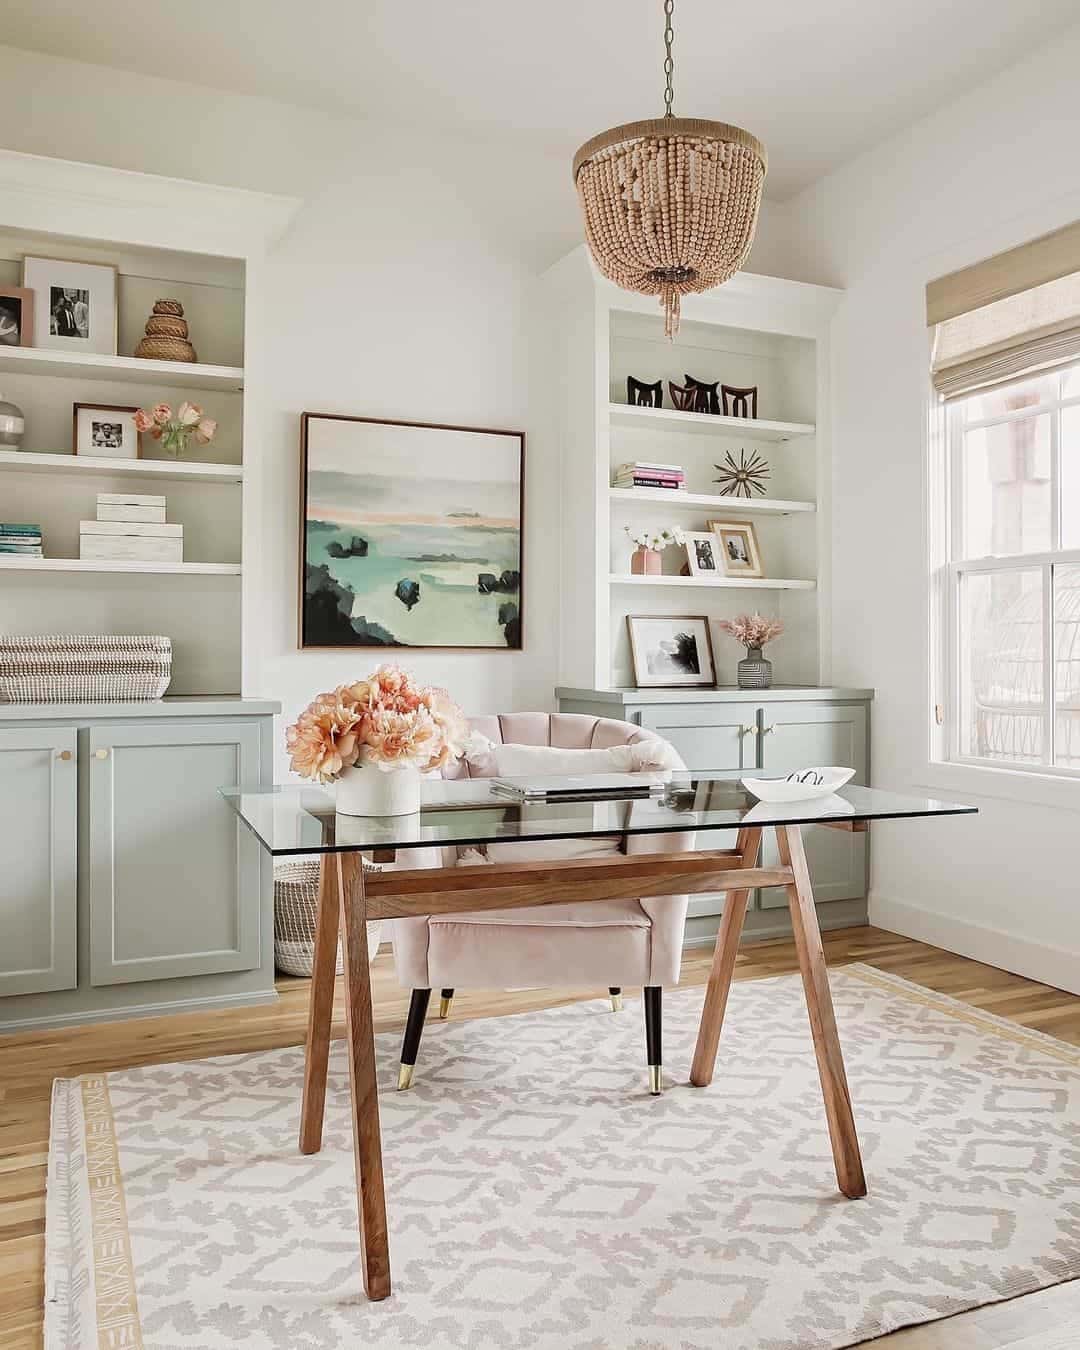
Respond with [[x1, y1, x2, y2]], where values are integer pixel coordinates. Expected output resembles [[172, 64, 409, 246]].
[[0, 523, 44, 558], [613, 460, 686, 490], [80, 494, 182, 563]]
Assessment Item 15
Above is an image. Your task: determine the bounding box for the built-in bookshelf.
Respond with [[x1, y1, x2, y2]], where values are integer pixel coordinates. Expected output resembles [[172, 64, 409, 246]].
[[539, 249, 841, 688], [0, 226, 244, 694]]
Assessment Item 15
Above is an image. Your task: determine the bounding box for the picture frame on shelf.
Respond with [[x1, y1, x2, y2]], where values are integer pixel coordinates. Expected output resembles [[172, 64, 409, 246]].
[[300, 412, 524, 650], [627, 614, 716, 688], [22, 255, 118, 356], [683, 530, 722, 578], [0, 286, 34, 348], [73, 403, 141, 460], [709, 518, 764, 578]]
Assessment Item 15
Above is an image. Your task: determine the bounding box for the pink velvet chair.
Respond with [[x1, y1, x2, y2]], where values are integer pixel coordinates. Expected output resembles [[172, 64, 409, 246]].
[[392, 713, 694, 1094]]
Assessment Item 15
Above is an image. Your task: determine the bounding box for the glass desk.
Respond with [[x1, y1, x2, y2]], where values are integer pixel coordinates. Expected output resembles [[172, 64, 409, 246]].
[[223, 775, 976, 1302]]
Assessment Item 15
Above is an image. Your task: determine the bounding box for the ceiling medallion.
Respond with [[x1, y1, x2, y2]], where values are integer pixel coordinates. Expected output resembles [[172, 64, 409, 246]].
[[573, 0, 767, 339]]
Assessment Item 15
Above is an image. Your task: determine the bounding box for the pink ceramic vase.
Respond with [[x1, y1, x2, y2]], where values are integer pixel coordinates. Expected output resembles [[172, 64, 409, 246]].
[[630, 546, 662, 576]]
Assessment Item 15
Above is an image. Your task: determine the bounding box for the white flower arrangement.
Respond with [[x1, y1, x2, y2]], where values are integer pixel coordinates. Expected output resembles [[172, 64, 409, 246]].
[[625, 525, 684, 552]]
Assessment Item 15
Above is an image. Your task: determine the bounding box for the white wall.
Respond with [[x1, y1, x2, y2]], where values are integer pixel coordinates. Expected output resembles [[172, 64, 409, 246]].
[[770, 22, 1080, 991]]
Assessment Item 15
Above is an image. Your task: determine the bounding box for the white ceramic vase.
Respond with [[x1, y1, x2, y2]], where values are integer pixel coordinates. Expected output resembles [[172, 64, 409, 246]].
[[335, 761, 421, 817]]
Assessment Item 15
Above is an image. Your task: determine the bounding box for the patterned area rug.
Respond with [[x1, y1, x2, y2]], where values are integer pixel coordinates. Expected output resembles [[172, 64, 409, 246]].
[[45, 965, 1080, 1350]]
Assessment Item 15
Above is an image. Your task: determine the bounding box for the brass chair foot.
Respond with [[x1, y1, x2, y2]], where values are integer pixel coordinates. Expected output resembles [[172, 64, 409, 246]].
[[649, 1065, 663, 1096], [397, 1063, 415, 1091], [610, 993, 623, 1013], [438, 996, 453, 1020]]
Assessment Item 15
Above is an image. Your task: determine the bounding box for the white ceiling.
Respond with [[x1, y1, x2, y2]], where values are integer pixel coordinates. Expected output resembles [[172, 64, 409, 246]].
[[3, 0, 1078, 198]]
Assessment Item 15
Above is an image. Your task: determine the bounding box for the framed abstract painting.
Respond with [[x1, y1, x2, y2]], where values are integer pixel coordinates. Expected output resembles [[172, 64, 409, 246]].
[[299, 413, 525, 649]]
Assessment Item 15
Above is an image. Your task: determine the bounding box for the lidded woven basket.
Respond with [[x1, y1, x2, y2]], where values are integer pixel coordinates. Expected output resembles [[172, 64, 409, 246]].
[[133, 298, 198, 363]]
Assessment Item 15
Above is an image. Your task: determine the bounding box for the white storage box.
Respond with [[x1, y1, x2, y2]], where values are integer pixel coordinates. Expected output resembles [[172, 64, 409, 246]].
[[0, 634, 172, 702], [80, 519, 183, 562]]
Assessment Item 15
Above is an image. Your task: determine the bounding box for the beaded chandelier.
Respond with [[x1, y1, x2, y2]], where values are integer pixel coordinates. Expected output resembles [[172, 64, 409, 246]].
[[573, 0, 767, 339]]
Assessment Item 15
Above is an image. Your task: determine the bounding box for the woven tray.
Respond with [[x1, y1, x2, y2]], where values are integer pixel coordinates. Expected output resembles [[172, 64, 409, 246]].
[[0, 634, 172, 703]]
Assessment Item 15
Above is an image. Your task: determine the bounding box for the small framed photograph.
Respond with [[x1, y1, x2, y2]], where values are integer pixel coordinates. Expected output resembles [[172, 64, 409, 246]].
[[683, 530, 722, 577], [627, 614, 716, 688], [709, 519, 763, 578], [0, 287, 34, 348], [73, 403, 140, 459], [22, 256, 118, 356]]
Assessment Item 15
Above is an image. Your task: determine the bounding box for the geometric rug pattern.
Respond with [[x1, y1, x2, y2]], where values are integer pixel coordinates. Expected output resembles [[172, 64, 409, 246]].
[[45, 965, 1080, 1349]]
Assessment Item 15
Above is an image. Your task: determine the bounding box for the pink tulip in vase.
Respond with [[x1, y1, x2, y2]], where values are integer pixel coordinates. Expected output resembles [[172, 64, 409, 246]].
[[134, 401, 218, 459]]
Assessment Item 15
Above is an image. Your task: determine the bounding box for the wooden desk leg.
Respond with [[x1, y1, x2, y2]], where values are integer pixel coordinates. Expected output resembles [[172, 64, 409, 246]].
[[299, 853, 342, 1155], [776, 824, 867, 1200], [690, 827, 762, 1088], [337, 852, 391, 1301]]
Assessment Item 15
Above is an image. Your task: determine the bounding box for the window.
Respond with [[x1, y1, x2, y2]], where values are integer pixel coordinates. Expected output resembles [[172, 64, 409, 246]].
[[938, 367, 1080, 774]]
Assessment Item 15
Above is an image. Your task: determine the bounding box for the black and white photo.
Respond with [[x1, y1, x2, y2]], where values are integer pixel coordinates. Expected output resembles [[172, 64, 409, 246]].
[[23, 256, 117, 355], [0, 288, 33, 348], [73, 403, 141, 460], [626, 614, 716, 687], [684, 530, 723, 577]]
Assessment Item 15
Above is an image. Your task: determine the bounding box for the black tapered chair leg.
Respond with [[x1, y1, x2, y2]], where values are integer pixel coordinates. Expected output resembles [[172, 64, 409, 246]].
[[608, 986, 623, 1013], [644, 986, 663, 1095], [439, 988, 455, 1019], [398, 988, 431, 1090]]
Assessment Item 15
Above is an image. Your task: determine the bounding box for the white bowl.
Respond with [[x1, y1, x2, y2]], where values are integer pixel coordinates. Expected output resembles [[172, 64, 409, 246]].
[[741, 766, 855, 804]]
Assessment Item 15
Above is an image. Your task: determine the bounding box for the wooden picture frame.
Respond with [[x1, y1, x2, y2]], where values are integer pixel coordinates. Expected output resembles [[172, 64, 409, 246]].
[[73, 403, 141, 459], [683, 530, 723, 578], [709, 518, 763, 578], [299, 412, 525, 650], [22, 255, 118, 356], [627, 614, 716, 688], [0, 286, 34, 348]]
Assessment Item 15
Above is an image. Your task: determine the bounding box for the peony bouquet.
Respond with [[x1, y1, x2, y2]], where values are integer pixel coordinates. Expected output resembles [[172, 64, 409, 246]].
[[134, 400, 217, 458], [286, 665, 467, 783], [716, 613, 784, 653]]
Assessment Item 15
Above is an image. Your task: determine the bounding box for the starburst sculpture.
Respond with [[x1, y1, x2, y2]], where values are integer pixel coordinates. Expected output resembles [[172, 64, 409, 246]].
[[714, 449, 770, 498]]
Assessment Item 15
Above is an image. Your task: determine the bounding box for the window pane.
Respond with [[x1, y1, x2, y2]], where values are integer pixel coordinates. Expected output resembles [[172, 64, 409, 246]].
[[962, 372, 1058, 423], [960, 413, 1051, 558], [1054, 564, 1080, 767], [960, 568, 1045, 763], [1060, 406, 1080, 550]]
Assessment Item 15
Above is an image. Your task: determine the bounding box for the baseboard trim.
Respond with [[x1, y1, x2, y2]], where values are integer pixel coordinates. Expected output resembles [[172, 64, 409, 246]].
[[683, 898, 869, 950], [870, 894, 1080, 997], [0, 987, 279, 1036]]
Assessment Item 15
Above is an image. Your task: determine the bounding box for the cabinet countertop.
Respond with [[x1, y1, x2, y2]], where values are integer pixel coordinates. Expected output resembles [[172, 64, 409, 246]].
[[556, 686, 875, 705], [0, 695, 281, 721]]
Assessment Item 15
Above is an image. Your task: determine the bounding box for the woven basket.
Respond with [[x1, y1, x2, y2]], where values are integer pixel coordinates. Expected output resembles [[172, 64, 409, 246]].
[[133, 335, 197, 363], [152, 299, 185, 317], [144, 315, 189, 339], [0, 634, 171, 703], [273, 858, 383, 977]]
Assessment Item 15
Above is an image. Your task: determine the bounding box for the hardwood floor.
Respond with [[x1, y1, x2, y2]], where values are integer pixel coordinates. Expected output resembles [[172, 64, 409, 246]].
[[2, 923, 1079, 1348]]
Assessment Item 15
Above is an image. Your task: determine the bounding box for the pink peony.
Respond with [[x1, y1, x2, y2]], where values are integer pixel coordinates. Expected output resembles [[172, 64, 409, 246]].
[[133, 408, 154, 433], [151, 402, 171, 426], [194, 417, 217, 445]]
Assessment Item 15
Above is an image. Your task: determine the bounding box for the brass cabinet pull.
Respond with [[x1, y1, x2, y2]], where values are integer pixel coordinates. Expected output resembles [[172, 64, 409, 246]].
[[57, 749, 73, 761], [738, 724, 755, 737], [95, 748, 110, 760]]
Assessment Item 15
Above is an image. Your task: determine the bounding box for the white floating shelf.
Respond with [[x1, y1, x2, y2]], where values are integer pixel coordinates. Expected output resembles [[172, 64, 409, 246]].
[[0, 450, 243, 484], [609, 487, 814, 515], [609, 573, 816, 591], [0, 346, 244, 392], [609, 403, 815, 441], [0, 557, 241, 576]]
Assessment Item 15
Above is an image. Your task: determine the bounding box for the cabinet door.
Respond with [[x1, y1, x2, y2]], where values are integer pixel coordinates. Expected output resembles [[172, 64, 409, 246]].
[[638, 706, 753, 771], [0, 726, 77, 996], [88, 721, 262, 986], [757, 704, 869, 907]]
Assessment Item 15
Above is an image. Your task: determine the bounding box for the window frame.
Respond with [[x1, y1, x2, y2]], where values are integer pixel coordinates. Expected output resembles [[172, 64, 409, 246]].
[[933, 366, 1080, 782]]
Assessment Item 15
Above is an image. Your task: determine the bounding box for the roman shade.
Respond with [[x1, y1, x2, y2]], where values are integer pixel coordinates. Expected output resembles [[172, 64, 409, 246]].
[[927, 221, 1080, 402]]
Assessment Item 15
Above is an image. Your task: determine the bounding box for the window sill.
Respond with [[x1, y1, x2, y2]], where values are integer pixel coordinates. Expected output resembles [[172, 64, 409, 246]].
[[918, 759, 1080, 811]]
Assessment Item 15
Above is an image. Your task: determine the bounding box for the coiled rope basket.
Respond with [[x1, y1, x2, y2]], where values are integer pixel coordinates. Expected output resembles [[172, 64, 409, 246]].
[[273, 858, 383, 977]]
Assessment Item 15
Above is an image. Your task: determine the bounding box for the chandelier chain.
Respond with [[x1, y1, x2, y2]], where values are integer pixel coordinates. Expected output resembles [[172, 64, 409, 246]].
[[662, 0, 675, 117]]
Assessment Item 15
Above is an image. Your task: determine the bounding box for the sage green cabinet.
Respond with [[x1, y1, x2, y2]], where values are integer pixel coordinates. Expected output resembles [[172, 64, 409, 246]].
[[639, 704, 753, 771], [0, 725, 77, 996], [87, 720, 263, 986]]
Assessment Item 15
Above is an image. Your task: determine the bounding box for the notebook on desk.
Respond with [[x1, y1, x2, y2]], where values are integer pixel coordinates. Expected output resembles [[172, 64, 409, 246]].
[[489, 772, 668, 801]]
